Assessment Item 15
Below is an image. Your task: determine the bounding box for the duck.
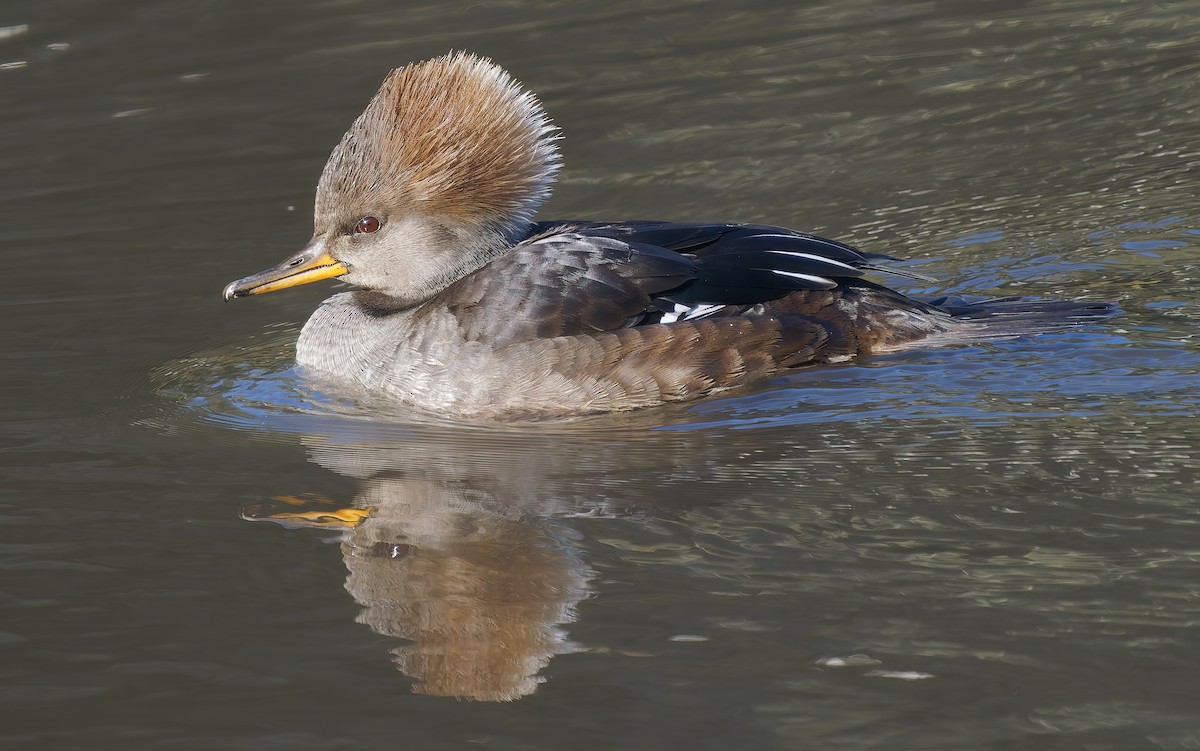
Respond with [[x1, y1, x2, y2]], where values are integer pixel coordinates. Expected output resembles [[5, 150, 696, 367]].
[[223, 52, 1113, 420]]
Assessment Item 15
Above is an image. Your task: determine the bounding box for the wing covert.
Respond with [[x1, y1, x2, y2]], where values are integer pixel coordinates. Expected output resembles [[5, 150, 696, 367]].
[[428, 232, 697, 347]]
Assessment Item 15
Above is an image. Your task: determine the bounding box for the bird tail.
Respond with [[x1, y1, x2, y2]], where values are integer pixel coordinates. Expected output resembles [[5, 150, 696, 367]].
[[920, 294, 1119, 342]]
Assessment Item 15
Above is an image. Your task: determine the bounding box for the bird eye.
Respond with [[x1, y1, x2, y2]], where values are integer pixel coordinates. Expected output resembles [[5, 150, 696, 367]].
[[354, 216, 381, 234]]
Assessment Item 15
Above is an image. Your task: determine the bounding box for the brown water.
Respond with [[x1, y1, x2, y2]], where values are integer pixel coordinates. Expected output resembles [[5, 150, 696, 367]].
[[3, 0, 1200, 748]]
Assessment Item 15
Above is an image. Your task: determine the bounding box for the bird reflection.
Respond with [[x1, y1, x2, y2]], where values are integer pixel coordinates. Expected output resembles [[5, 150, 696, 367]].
[[238, 405, 763, 700], [346, 475, 588, 701], [240, 420, 643, 702]]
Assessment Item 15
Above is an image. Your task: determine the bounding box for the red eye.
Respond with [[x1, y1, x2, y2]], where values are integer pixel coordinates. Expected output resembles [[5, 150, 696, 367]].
[[355, 216, 381, 234]]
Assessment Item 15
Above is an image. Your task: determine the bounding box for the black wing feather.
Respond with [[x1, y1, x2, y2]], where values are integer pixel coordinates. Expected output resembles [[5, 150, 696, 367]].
[[538, 221, 900, 263], [536, 221, 902, 309], [698, 250, 863, 279], [660, 269, 837, 305], [438, 222, 925, 338]]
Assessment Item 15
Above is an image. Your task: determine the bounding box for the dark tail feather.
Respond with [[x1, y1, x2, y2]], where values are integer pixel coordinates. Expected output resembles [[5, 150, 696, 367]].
[[915, 295, 1119, 343]]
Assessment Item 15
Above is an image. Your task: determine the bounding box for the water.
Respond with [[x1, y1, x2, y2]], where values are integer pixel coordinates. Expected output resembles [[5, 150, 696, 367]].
[[3, 0, 1199, 748]]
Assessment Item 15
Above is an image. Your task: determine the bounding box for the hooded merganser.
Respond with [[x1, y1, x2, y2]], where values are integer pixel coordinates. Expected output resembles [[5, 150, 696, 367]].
[[224, 52, 1113, 419]]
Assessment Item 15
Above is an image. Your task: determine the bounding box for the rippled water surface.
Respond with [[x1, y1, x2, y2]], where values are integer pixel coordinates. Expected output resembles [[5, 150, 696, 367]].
[[3, 1, 1200, 748]]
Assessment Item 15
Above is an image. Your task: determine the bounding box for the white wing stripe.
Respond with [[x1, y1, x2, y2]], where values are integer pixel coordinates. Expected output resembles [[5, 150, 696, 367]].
[[764, 250, 860, 273], [661, 303, 725, 324], [682, 303, 724, 320], [772, 270, 836, 286]]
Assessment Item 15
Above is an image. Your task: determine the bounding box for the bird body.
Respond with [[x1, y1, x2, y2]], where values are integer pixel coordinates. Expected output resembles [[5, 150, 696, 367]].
[[225, 53, 1112, 420]]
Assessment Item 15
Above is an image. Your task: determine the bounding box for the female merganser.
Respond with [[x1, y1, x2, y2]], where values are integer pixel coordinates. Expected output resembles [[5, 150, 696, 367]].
[[224, 52, 1112, 419]]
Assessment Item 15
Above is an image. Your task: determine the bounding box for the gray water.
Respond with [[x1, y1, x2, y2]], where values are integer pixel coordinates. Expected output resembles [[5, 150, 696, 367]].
[[3, 0, 1200, 748]]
